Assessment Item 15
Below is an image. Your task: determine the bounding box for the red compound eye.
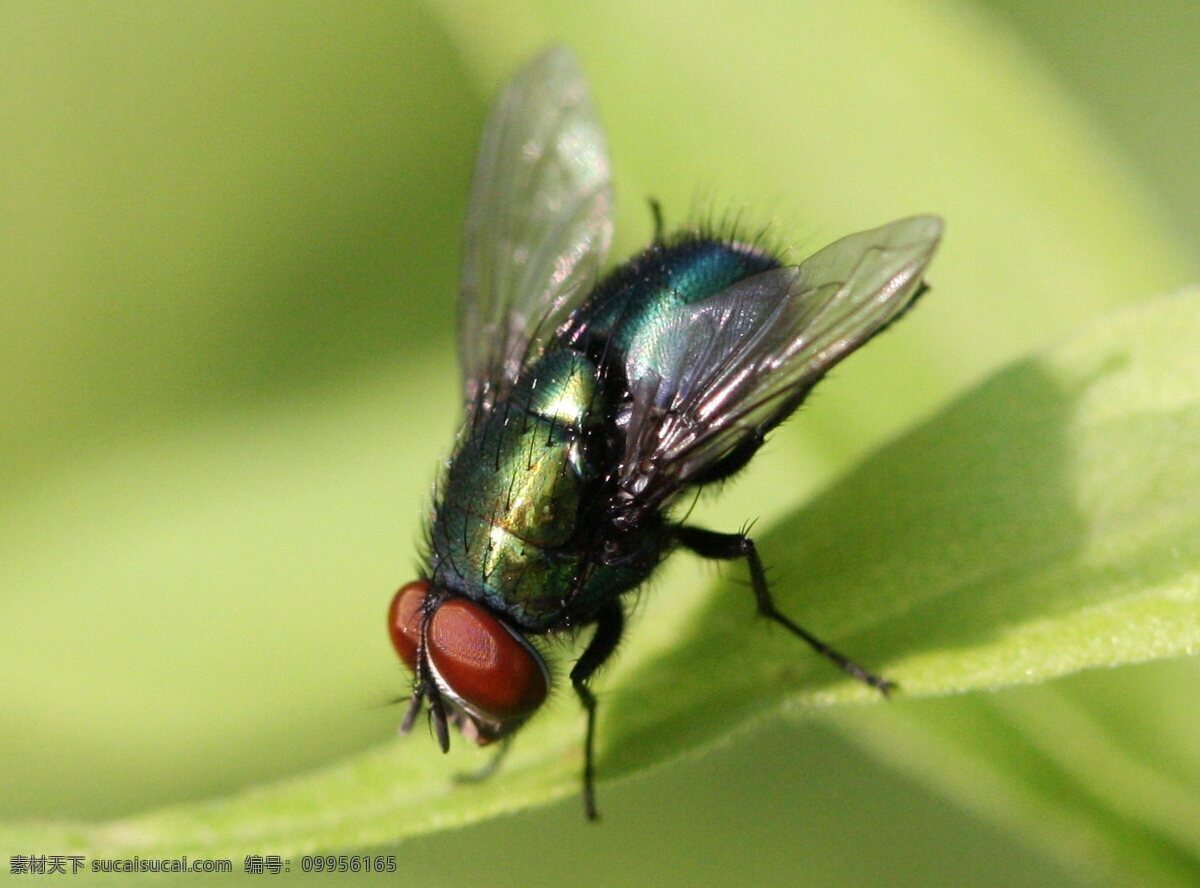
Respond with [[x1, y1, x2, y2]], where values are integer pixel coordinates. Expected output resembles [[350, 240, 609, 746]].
[[388, 580, 431, 673], [425, 599, 548, 722]]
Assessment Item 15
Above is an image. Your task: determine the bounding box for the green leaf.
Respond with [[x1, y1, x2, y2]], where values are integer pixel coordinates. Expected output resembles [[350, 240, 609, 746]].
[[4, 288, 1197, 859], [829, 659, 1200, 886]]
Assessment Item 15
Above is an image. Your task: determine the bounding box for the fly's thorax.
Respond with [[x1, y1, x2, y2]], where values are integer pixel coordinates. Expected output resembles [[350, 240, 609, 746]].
[[430, 349, 607, 629], [515, 349, 604, 430]]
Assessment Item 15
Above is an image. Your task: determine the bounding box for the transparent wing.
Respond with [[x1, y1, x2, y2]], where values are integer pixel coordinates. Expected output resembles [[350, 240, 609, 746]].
[[616, 215, 943, 518], [459, 47, 614, 413]]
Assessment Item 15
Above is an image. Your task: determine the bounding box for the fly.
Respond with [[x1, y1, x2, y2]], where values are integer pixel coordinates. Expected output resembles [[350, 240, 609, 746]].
[[387, 46, 942, 819]]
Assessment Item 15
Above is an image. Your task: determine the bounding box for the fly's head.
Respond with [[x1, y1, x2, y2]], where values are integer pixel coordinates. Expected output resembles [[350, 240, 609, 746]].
[[388, 580, 550, 750]]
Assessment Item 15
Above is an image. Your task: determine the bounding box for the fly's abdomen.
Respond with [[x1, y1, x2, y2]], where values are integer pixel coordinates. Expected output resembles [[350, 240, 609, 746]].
[[560, 236, 779, 360], [432, 350, 604, 627]]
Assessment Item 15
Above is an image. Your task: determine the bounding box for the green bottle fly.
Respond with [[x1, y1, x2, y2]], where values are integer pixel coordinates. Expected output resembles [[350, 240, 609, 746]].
[[387, 47, 942, 820]]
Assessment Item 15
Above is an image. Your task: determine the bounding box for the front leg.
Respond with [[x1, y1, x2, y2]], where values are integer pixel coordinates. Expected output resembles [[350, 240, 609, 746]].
[[673, 525, 894, 695], [570, 599, 625, 821], [454, 736, 513, 785]]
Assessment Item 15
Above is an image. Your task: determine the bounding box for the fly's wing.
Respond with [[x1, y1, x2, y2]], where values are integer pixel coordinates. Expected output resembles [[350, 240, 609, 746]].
[[459, 47, 613, 414], [616, 215, 943, 520]]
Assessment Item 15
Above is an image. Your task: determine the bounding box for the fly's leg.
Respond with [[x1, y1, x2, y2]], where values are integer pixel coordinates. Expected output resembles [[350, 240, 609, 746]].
[[570, 599, 625, 821], [674, 525, 894, 695], [648, 197, 665, 243], [455, 736, 513, 784]]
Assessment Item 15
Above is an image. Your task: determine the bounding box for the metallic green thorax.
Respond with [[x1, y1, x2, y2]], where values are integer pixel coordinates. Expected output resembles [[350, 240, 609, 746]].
[[431, 349, 608, 628], [430, 237, 778, 631]]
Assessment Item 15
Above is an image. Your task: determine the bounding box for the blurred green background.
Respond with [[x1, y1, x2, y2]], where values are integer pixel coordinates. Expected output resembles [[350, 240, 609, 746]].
[[2, 1, 1198, 885]]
